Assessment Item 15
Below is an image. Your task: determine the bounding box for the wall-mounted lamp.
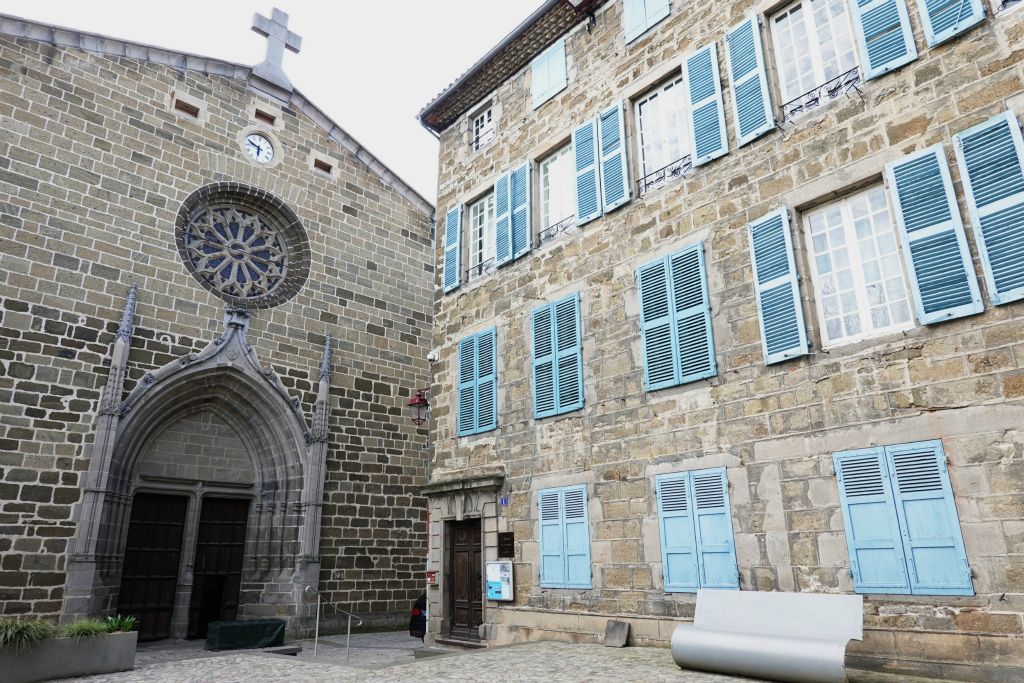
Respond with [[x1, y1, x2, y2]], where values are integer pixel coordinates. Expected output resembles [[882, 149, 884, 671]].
[[407, 387, 431, 426]]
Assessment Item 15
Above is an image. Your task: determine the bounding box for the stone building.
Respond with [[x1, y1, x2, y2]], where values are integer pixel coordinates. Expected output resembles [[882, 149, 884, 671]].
[[418, 0, 1024, 678], [0, 9, 433, 639]]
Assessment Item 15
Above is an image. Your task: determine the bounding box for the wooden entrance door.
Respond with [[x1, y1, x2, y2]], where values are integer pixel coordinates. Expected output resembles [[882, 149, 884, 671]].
[[187, 497, 250, 639], [117, 493, 188, 641], [448, 518, 482, 640]]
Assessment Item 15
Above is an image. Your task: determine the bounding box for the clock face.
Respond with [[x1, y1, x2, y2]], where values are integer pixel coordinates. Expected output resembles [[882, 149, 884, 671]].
[[244, 133, 274, 163]]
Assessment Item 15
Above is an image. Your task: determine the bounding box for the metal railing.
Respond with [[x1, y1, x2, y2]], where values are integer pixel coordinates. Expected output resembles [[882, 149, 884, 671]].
[[465, 257, 496, 283], [998, 0, 1021, 12], [781, 67, 862, 126], [305, 585, 364, 663], [637, 154, 693, 197], [539, 215, 577, 244]]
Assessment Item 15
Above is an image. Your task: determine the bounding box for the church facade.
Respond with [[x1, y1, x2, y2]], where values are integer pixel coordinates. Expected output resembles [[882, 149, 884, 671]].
[[0, 10, 433, 639]]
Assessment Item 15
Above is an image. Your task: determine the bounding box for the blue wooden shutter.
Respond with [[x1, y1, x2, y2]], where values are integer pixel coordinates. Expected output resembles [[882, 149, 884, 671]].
[[849, 0, 918, 80], [532, 39, 567, 109], [885, 145, 982, 324], [684, 43, 728, 167], [918, 0, 984, 47], [599, 102, 631, 213], [670, 244, 717, 384], [456, 335, 476, 436], [554, 294, 584, 413], [637, 258, 678, 390], [494, 173, 512, 266], [623, 0, 670, 43], [562, 485, 592, 588], [953, 111, 1024, 306], [692, 468, 739, 590], [532, 304, 557, 418], [834, 447, 911, 594], [510, 162, 532, 259], [885, 441, 973, 596], [475, 328, 497, 433], [573, 118, 602, 226], [443, 206, 462, 293], [539, 488, 565, 587], [656, 473, 699, 592], [724, 17, 774, 147], [747, 209, 809, 365]]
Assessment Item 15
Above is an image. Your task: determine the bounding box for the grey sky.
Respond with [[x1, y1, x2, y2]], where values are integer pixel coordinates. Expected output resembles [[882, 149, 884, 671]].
[[0, 0, 541, 204]]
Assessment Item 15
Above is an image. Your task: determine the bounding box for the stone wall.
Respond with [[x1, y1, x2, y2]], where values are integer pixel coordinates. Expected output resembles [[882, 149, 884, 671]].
[[138, 412, 254, 485], [0, 30, 432, 627], [428, 0, 1024, 677]]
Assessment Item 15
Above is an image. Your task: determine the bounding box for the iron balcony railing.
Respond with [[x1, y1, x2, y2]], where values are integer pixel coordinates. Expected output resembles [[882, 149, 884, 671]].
[[465, 257, 496, 282], [539, 215, 577, 244], [637, 154, 693, 197], [998, 0, 1020, 12], [781, 67, 862, 126]]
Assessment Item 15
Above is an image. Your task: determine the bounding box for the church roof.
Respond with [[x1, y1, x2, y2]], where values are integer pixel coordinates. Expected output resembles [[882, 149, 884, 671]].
[[0, 12, 434, 217]]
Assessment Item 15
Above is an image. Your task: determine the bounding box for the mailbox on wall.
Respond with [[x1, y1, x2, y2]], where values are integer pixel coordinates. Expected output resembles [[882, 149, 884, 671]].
[[485, 560, 513, 601], [426, 569, 438, 586]]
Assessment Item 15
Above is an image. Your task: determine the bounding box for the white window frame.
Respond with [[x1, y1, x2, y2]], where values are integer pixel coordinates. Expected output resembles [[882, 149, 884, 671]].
[[634, 74, 690, 194], [803, 186, 915, 348], [538, 142, 577, 244], [769, 0, 859, 106], [471, 105, 495, 152], [467, 192, 495, 282]]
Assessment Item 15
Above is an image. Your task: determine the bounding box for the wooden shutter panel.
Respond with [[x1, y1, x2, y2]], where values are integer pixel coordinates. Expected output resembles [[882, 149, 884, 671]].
[[573, 118, 602, 226], [834, 448, 911, 594], [692, 468, 739, 589], [637, 258, 678, 390], [919, 0, 984, 47], [724, 17, 774, 147], [554, 294, 584, 413], [670, 244, 717, 384], [886, 441, 973, 596], [684, 43, 728, 167], [475, 328, 497, 432], [656, 473, 700, 592], [848, 0, 918, 80], [531, 48, 551, 109], [953, 111, 1024, 306], [443, 206, 462, 293], [456, 335, 476, 436], [494, 173, 512, 266], [747, 209, 809, 365], [562, 485, 592, 588], [622, 0, 648, 43], [598, 102, 631, 213], [532, 304, 557, 418], [539, 488, 565, 587], [548, 40, 567, 97], [885, 145, 982, 325], [510, 162, 532, 259]]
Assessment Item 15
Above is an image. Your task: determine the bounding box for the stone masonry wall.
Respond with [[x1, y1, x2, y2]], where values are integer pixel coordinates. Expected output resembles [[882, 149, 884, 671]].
[[0, 33, 432, 626], [430, 0, 1024, 677]]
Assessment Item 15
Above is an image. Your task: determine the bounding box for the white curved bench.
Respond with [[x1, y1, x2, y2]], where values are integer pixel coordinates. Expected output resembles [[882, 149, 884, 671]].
[[670, 589, 863, 683]]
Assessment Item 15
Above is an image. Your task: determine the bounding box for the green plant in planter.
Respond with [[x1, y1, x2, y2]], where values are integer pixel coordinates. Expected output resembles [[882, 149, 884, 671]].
[[0, 617, 58, 651], [61, 618, 109, 639], [102, 614, 137, 633]]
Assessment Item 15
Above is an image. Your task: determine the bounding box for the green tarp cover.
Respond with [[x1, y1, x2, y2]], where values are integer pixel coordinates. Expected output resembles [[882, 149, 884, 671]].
[[205, 619, 285, 651]]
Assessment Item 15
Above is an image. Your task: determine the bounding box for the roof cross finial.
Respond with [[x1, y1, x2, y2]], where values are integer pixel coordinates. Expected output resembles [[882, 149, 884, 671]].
[[251, 8, 302, 93]]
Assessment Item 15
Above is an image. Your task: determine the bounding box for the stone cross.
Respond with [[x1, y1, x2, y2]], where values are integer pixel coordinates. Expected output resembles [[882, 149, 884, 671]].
[[251, 8, 302, 93]]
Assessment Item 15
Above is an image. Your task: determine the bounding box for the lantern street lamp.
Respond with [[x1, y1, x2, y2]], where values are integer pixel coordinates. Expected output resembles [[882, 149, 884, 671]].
[[407, 387, 430, 426]]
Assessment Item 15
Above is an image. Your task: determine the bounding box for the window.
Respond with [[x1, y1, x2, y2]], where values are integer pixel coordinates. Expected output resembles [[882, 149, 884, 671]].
[[467, 193, 495, 282], [456, 328, 497, 436], [770, 0, 858, 106], [539, 143, 576, 243], [635, 75, 690, 195], [804, 187, 913, 347], [622, 0, 671, 43], [834, 440, 973, 596], [531, 39, 568, 109], [655, 468, 739, 592], [471, 106, 494, 151], [532, 294, 583, 419], [538, 485, 591, 588]]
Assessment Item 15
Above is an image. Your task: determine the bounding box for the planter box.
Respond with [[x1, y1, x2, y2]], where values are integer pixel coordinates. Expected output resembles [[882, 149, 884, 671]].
[[0, 630, 137, 683]]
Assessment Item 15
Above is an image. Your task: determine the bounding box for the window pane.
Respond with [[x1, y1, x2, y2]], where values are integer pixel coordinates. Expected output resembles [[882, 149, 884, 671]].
[[467, 192, 495, 281], [772, 4, 816, 102], [636, 75, 688, 180], [539, 142, 576, 243], [772, 0, 859, 105]]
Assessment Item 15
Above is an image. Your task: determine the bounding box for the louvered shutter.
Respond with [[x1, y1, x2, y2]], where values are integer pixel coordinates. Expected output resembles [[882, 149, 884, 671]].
[[886, 441, 973, 596], [656, 473, 700, 592], [456, 335, 476, 436], [885, 145, 982, 324], [834, 448, 911, 594], [747, 209, 809, 365], [539, 488, 565, 587], [554, 294, 584, 413], [684, 43, 728, 167], [724, 17, 774, 147], [953, 111, 1024, 306], [562, 485, 592, 588], [637, 258, 678, 390], [848, 0, 918, 80], [691, 468, 739, 589], [476, 328, 497, 432], [919, 0, 984, 47], [510, 162, 532, 259], [573, 118, 602, 226], [443, 206, 462, 293], [494, 173, 512, 266], [599, 102, 631, 213], [532, 304, 557, 418], [671, 244, 717, 384]]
